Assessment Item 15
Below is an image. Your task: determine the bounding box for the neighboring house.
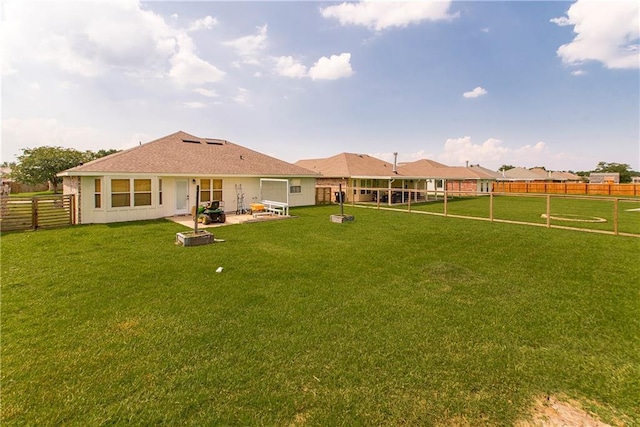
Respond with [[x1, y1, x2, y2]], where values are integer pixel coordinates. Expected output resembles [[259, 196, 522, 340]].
[[398, 161, 499, 194], [295, 153, 404, 203], [529, 168, 581, 182], [58, 131, 319, 224], [499, 167, 581, 182], [296, 153, 499, 204], [498, 167, 543, 181], [589, 172, 620, 184]]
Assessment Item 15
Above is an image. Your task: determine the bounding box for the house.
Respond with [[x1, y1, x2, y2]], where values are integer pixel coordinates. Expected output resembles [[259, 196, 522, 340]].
[[58, 131, 319, 224], [397, 161, 499, 195], [589, 172, 620, 184], [295, 153, 403, 203], [499, 167, 581, 182], [295, 153, 499, 204]]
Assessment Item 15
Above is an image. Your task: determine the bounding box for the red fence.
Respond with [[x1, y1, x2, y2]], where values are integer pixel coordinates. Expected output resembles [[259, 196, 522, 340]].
[[493, 182, 640, 197]]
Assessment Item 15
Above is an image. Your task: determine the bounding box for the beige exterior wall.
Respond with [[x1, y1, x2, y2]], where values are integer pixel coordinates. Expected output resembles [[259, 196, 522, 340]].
[[68, 175, 316, 224]]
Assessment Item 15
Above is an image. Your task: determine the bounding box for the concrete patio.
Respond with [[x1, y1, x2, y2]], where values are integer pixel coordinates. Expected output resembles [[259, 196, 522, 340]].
[[167, 212, 291, 228]]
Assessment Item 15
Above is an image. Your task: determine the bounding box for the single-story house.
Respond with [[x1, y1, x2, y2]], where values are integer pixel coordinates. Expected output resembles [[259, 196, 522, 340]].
[[295, 153, 499, 204], [58, 131, 318, 224], [397, 161, 499, 195], [295, 153, 406, 203], [498, 167, 581, 182], [589, 172, 620, 184]]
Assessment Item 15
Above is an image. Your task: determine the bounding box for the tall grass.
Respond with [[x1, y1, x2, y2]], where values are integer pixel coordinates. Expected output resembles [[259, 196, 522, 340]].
[[2, 205, 639, 425]]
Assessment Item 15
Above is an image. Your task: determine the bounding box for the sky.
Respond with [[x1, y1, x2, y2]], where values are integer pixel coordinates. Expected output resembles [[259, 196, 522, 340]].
[[1, 0, 639, 172]]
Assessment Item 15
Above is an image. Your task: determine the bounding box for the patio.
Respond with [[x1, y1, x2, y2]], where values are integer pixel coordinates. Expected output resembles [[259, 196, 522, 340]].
[[167, 212, 291, 228]]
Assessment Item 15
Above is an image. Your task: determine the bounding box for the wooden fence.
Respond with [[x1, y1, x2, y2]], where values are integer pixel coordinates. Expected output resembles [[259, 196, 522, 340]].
[[0, 195, 75, 232], [493, 181, 640, 197], [347, 186, 639, 237]]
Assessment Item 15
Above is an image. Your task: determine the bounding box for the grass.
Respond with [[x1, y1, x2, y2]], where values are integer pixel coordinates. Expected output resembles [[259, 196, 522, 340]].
[[2, 204, 639, 425], [382, 194, 640, 236]]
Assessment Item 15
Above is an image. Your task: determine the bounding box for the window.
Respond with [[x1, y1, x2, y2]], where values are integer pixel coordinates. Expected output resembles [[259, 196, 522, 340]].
[[94, 178, 102, 208], [199, 179, 223, 202], [200, 179, 211, 202], [212, 179, 222, 201], [158, 179, 163, 205], [134, 179, 152, 206], [110, 178, 152, 208], [290, 179, 301, 194], [111, 179, 130, 207]]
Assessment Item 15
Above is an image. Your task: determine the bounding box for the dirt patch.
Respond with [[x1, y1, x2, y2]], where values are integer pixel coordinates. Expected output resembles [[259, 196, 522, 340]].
[[517, 396, 614, 427]]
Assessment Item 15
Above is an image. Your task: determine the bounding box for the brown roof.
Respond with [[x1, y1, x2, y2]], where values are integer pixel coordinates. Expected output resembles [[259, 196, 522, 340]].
[[499, 167, 541, 181], [499, 167, 582, 182], [398, 160, 497, 180], [295, 153, 397, 177], [60, 131, 318, 177]]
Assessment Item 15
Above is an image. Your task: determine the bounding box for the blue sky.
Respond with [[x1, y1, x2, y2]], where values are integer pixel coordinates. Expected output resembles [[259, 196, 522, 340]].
[[2, 0, 638, 171]]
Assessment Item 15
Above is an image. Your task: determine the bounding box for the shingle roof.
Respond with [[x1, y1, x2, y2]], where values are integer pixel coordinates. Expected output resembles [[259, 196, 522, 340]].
[[397, 160, 498, 180], [295, 153, 397, 177], [499, 167, 542, 181], [499, 167, 582, 182], [468, 164, 503, 179], [60, 131, 318, 177]]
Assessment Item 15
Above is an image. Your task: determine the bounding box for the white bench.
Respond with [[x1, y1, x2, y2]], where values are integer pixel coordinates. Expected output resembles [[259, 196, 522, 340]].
[[261, 200, 289, 216]]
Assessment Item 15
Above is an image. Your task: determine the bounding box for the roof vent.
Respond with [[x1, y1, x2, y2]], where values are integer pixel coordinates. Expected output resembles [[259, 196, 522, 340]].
[[205, 139, 224, 145], [182, 139, 201, 144]]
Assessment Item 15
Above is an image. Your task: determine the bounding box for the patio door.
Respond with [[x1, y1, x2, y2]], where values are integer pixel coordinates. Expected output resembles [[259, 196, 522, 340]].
[[175, 180, 189, 215]]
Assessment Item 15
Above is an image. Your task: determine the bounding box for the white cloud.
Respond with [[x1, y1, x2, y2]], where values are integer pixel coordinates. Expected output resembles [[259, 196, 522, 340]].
[[463, 86, 487, 98], [193, 88, 218, 97], [188, 16, 218, 32], [1, 1, 225, 85], [439, 137, 509, 165], [274, 56, 308, 78], [178, 101, 208, 109], [551, 0, 639, 69], [169, 50, 225, 86], [436, 136, 549, 169], [1, 118, 113, 159], [308, 53, 354, 80], [233, 88, 251, 105], [571, 69, 585, 76], [223, 24, 268, 58], [320, 0, 458, 31]]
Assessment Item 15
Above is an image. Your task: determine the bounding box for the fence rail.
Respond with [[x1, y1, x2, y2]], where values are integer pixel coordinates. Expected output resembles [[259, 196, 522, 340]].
[[493, 181, 640, 197], [0, 195, 75, 232], [346, 187, 639, 237]]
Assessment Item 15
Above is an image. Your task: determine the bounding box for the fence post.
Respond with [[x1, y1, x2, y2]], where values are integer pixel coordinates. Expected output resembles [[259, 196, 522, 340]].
[[613, 198, 619, 235], [444, 189, 448, 217], [546, 194, 551, 228], [490, 192, 494, 222], [376, 190, 380, 209], [408, 190, 411, 212], [32, 197, 38, 230]]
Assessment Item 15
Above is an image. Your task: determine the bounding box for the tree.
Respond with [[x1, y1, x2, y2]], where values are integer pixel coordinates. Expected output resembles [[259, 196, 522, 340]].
[[85, 148, 119, 161], [498, 164, 515, 172], [11, 146, 87, 193], [593, 162, 635, 183]]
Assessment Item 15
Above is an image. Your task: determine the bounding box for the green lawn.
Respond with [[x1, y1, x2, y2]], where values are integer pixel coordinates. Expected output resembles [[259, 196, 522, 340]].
[[385, 194, 640, 236], [2, 205, 639, 425]]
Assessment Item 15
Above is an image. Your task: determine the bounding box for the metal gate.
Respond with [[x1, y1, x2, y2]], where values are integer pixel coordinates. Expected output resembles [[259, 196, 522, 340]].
[[0, 195, 75, 231]]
